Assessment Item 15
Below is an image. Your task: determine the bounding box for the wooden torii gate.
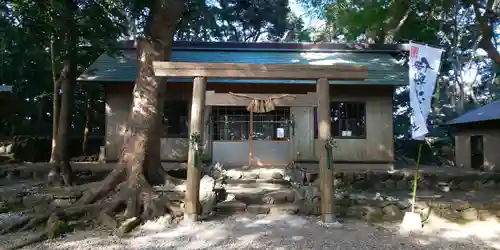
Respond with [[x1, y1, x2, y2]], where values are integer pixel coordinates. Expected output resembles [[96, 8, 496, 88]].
[[153, 61, 368, 223]]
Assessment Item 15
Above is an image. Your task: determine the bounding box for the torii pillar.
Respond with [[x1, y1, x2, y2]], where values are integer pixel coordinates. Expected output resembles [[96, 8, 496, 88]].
[[184, 76, 207, 222], [317, 78, 335, 223]]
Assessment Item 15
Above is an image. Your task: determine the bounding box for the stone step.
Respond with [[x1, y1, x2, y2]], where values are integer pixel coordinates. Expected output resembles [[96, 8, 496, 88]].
[[247, 203, 299, 215], [224, 167, 286, 180], [224, 178, 291, 186], [234, 189, 296, 205], [214, 200, 247, 214], [214, 200, 299, 215], [223, 182, 290, 194]]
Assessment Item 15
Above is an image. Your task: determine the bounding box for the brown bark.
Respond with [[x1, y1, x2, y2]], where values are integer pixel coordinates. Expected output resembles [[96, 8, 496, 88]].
[[373, 1, 412, 44], [50, 83, 61, 163], [82, 87, 91, 156], [49, 0, 62, 163], [97, 0, 185, 219], [381, 3, 412, 44], [76, 0, 186, 209], [472, 0, 500, 65], [0, 1, 187, 246], [48, 0, 77, 186]]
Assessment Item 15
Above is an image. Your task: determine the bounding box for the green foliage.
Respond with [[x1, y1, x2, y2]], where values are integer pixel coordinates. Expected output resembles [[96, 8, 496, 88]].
[[0, 0, 124, 136], [176, 0, 294, 42], [298, 0, 500, 163], [0, 0, 303, 140]]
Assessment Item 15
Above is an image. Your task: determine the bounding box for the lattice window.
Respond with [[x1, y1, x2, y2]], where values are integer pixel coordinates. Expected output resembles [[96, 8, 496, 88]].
[[314, 102, 366, 138], [163, 100, 189, 138], [212, 106, 291, 141], [252, 108, 290, 141], [212, 107, 249, 140]]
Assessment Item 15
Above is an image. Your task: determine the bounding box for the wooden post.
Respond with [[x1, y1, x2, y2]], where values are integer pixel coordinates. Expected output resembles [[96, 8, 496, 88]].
[[249, 109, 253, 166], [317, 78, 335, 223], [184, 76, 207, 222]]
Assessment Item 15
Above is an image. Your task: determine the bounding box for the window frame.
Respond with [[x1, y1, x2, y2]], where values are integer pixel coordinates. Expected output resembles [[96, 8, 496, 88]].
[[211, 106, 291, 141], [314, 101, 367, 139]]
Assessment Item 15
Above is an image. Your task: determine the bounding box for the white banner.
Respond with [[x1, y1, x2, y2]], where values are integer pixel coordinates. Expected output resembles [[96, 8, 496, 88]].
[[409, 43, 443, 140]]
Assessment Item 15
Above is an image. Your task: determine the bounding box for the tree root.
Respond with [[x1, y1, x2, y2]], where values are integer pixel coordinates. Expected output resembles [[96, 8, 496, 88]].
[[6, 232, 47, 250], [18, 214, 50, 232], [0, 162, 187, 249], [0, 217, 31, 235], [76, 166, 127, 206]]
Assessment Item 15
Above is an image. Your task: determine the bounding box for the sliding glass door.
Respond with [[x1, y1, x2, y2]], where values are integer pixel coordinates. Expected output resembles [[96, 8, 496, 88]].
[[211, 106, 291, 166]]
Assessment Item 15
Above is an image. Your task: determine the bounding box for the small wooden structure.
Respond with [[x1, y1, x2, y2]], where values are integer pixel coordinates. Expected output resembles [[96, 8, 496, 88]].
[[447, 101, 500, 171], [153, 61, 368, 222]]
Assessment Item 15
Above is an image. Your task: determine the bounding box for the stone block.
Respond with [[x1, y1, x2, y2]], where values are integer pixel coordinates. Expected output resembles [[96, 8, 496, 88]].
[[457, 181, 472, 190], [215, 200, 246, 213], [382, 204, 403, 219], [396, 180, 408, 190], [262, 190, 295, 204], [0, 201, 8, 213], [271, 172, 283, 180], [269, 204, 299, 215], [246, 204, 270, 214], [427, 200, 450, 209], [384, 179, 395, 189], [298, 197, 321, 215], [451, 200, 470, 211], [460, 208, 478, 221], [347, 205, 384, 222], [483, 180, 496, 189]]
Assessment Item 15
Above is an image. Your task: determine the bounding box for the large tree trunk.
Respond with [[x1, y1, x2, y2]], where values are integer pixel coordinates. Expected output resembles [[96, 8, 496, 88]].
[[50, 78, 61, 163], [77, 0, 186, 216], [48, 0, 77, 186], [120, 0, 186, 189], [0, 2, 188, 246], [82, 87, 91, 157], [49, 0, 62, 163]]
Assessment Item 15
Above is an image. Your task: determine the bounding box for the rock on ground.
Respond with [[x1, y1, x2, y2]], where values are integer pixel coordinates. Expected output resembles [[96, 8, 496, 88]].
[[199, 175, 217, 218]]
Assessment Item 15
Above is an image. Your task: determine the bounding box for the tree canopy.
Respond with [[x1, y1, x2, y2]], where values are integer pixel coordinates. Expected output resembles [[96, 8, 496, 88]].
[[2, 0, 500, 156]]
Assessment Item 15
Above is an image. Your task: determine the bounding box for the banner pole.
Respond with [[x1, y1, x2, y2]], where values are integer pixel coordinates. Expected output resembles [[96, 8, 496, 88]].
[[411, 142, 423, 213]]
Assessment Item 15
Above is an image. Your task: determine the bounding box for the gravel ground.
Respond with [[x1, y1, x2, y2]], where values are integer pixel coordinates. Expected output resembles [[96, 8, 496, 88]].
[[1, 213, 499, 250]]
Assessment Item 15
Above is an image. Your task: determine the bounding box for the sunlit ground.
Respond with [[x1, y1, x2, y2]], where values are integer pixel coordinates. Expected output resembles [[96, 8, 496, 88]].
[[2, 213, 500, 250], [410, 215, 500, 248]]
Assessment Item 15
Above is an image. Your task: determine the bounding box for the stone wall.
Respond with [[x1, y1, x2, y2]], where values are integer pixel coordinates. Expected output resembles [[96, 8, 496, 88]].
[[294, 170, 500, 223], [296, 185, 500, 223], [293, 169, 500, 192]]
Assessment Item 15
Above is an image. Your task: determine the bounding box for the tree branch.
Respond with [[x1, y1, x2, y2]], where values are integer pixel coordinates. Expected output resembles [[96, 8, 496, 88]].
[[382, 2, 412, 44], [472, 0, 500, 65]]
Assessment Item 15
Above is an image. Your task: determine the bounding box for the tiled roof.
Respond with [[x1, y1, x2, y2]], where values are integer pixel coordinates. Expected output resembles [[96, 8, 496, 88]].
[[78, 41, 408, 85], [446, 101, 500, 125]]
